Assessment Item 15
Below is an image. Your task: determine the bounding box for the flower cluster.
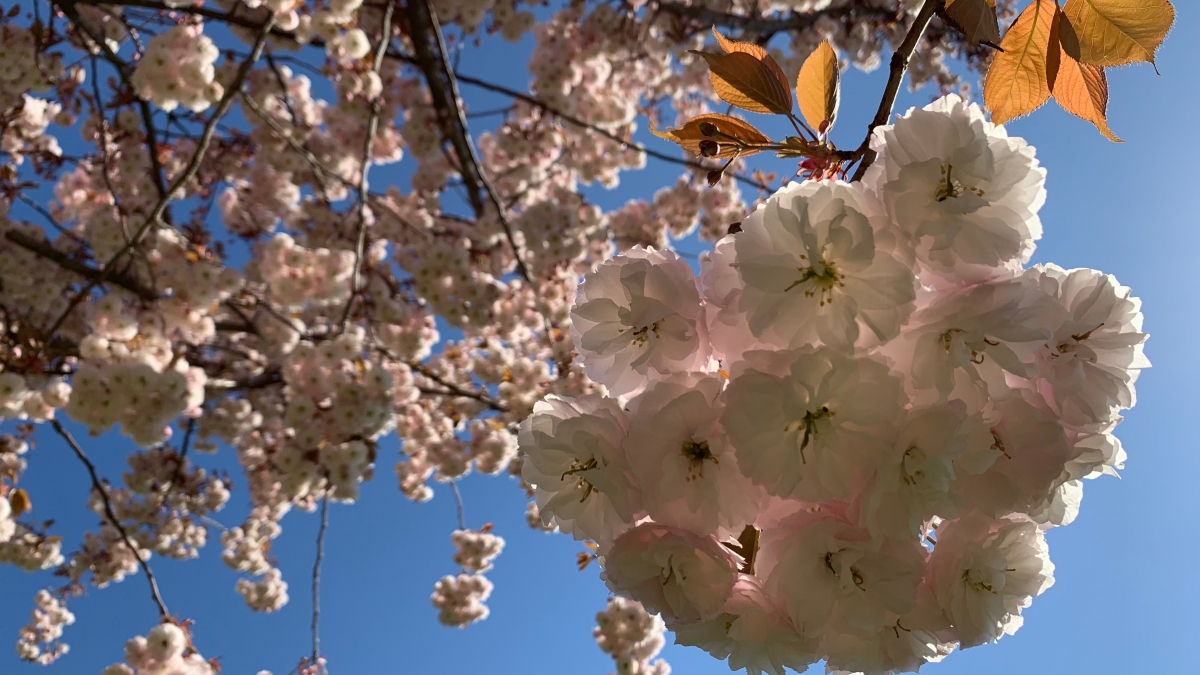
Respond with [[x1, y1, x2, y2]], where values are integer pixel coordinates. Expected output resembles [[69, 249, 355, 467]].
[[131, 24, 224, 113], [431, 526, 504, 626], [450, 528, 505, 573], [430, 573, 493, 628], [98, 623, 240, 675], [16, 590, 75, 665], [593, 596, 671, 675], [520, 95, 1147, 674]]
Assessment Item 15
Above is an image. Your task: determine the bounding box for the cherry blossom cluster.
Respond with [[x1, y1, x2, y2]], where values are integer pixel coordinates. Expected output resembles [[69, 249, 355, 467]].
[[431, 526, 504, 626], [99, 622, 273, 675], [450, 528, 505, 572], [16, 590, 75, 665], [1, 96, 64, 166], [431, 573, 494, 628], [0, 0, 1035, 668], [520, 95, 1147, 674], [593, 596, 671, 675], [131, 23, 224, 113]]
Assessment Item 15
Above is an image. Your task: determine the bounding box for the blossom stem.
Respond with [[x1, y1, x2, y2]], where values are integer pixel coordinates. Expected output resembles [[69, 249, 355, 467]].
[[50, 419, 171, 619], [850, 0, 942, 181]]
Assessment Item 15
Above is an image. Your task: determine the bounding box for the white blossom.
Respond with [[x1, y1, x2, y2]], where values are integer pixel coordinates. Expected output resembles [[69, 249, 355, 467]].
[[1025, 264, 1150, 427], [570, 247, 711, 396], [723, 347, 905, 501], [602, 522, 740, 624], [732, 180, 916, 350], [624, 373, 764, 538], [865, 94, 1046, 285], [927, 512, 1055, 647], [519, 395, 640, 545], [757, 504, 927, 639]]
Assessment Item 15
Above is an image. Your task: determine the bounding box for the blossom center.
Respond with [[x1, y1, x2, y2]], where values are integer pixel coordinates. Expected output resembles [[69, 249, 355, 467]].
[[680, 439, 717, 482], [784, 254, 845, 307], [561, 457, 599, 502], [901, 445, 926, 486], [1055, 322, 1104, 358], [824, 550, 866, 590], [621, 320, 663, 347], [962, 565, 1008, 595], [935, 164, 985, 202], [784, 405, 834, 464]]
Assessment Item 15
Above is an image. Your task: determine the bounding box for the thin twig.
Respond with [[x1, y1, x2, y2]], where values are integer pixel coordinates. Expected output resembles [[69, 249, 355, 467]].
[[311, 495, 329, 672], [450, 72, 767, 191], [340, 0, 395, 331], [179, 418, 196, 461], [448, 481, 466, 531], [50, 419, 171, 619], [406, 359, 507, 412], [850, 0, 941, 181]]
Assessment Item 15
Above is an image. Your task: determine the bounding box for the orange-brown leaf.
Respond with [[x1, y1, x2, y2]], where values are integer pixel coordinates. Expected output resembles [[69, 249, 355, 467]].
[[711, 27, 793, 107], [1062, 0, 1175, 67], [984, 0, 1058, 125], [1052, 7, 1122, 142], [693, 32, 793, 115], [795, 41, 840, 133], [946, 0, 1001, 46], [9, 488, 31, 516], [650, 113, 771, 159]]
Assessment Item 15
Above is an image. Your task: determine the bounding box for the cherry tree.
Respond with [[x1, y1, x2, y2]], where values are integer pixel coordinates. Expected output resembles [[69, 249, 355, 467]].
[[0, 0, 1172, 673]]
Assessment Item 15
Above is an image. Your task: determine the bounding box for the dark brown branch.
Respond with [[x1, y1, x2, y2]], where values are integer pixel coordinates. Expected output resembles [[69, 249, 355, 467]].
[[409, 361, 508, 412], [653, 1, 896, 34], [451, 72, 767, 191], [404, 0, 532, 283], [50, 419, 171, 619], [70, 0, 300, 40], [850, 0, 941, 181], [3, 230, 158, 302]]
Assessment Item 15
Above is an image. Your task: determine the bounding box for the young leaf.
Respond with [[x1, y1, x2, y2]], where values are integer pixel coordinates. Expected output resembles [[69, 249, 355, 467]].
[[650, 113, 771, 159], [691, 29, 793, 115], [10, 487, 31, 516], [795, 41, 840, 133], [945, 0, 1001, 46], [1052, 8, 1122, 142], [1062, 0, 1175, 67], [711, 28, 793, 105], [984, 0, 1058, 125]]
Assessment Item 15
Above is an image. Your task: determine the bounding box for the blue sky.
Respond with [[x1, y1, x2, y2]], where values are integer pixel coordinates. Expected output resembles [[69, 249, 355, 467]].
[[3, 4, 1199, 675]]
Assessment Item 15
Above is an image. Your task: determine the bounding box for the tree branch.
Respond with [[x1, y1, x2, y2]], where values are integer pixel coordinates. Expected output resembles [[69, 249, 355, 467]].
[[50, 419, 171, 619], [57, 0, 171, 209], [341, 0, 395, 331], [451, 72, 767, 191], [850, 0, 941, 181], [311, 495, 329, 674], [3, 230, 158, 302], [408, 361, 508, 412], [403, 0, 533, 283], [653, 1, 896, 34]]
